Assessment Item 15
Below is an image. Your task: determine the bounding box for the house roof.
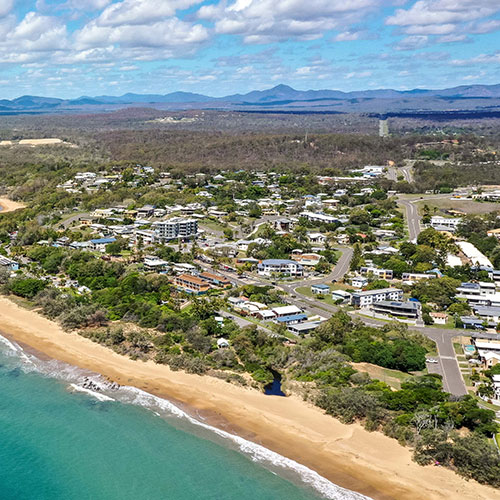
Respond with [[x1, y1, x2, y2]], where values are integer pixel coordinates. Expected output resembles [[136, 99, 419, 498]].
[[275, 314, 308, 323], [272, 305, 302, 315]]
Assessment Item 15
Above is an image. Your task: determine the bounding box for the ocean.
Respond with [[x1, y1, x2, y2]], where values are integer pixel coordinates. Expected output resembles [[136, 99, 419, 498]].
[[0, 334, 369, 500]]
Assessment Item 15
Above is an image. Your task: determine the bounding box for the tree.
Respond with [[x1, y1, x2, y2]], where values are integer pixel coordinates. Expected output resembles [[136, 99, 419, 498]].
[[9, 277, 46, 298], [452, 434, 500, 487], [106, 238, 128, 256], [413, 429, 453, 466], [350, 243, 363, 271]]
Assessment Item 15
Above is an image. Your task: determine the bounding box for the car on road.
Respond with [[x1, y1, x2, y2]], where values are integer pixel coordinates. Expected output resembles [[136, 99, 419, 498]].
[[426, 358, 438, 364]]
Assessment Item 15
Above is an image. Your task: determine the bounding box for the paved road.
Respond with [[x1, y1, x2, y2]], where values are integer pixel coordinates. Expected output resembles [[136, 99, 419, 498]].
[[199, 242, 469, 396], [58, 212, 91, 230], [386, 167, 398, 182], [220, 310, 276, 336], [419, 328, 468, 396], [399, 199, 421, 242], [400, 165, 413, 183]]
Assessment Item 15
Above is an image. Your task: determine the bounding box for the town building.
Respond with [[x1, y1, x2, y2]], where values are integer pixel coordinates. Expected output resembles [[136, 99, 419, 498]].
[[257, 259, 303, 277], [311, 284, 330, 295], [174, 274, 210, 295], [430, 216, 462, 232], [198, 271, 232, 288], [371, 300, 420, 319], [0, 256, 19, 271], [430, 312, 448, 325], [272, 305, 303, 317], [351, 276, 369, 289], [351, 288, 403, 308], [153, 218, 198, 241], [360, 266, 393, 280]]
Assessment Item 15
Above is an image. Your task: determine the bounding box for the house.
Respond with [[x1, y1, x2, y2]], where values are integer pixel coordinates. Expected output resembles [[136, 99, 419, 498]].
[[174, 274, 210, 295], [173, 263, 197, 274], [0, 256, 19, 271], [311, 284, 330, 295], [351, 276, 369, 289], [89, 237, 116, 252], [456, 282, 500, 306], [227, 296, 249, 308], [299, 211, 340, 225], [199, 271, 232, 288], [371, 300, 420, 319], [292, 253, 322, 267], [272, 305, 302, 317], [351, 288, 403, 308], [274, 313, 308, 325], [257, 259, 303, 277], [308, 232, 326, 245], [402, 272, 436, 282], [430, 216, 462, 232], [137, 205, 155, 218], [331, 290, 351, 303], [256, 309, 277, 320], [143, 256, 169, 272], [473, 306, 500, 324], [287, 321, 321, 335], [457, 242, 493, 268], [360, 266, 393, 280], [217, 338, 230, 349], [430, 312, 448, 325], [273, 218, 292, 232]]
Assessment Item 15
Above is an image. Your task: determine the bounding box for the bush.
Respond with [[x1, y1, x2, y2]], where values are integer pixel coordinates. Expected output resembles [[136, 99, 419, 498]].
[[316, 387, 382, 424], [9, 277, 46, 298]]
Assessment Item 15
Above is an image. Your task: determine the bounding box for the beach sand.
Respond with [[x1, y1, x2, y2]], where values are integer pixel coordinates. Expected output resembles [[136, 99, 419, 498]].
[[0, 197, 25, 213], [0, 296, 498, 500]]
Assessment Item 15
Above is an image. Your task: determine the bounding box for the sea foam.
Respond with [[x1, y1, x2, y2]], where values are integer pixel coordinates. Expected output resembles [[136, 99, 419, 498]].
[[0, 333, 371, 500]]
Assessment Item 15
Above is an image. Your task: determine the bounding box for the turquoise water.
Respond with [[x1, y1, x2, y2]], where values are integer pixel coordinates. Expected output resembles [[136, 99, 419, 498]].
[[0, 336, 368, 500]]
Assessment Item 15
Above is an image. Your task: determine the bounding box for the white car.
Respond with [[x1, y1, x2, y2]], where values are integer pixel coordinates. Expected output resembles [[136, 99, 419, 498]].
[[426, 358, 438, 364]]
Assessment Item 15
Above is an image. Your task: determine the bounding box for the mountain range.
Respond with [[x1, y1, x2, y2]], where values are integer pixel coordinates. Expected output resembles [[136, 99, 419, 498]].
[[3, 83, 500, 115]]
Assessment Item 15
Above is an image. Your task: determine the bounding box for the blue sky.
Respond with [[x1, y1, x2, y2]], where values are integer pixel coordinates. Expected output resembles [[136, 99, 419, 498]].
[[0, 0, 499, 98]]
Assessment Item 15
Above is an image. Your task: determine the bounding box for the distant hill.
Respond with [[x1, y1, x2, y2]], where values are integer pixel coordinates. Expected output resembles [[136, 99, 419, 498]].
[[2, 83, 500, 115]]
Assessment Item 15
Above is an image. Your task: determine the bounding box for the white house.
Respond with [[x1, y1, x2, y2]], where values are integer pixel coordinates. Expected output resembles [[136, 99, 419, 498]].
[[257, 259, 303, 277], [351, 288, 403, 308]]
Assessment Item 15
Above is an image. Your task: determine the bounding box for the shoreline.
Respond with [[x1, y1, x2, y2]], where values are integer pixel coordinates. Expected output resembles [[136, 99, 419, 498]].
[[0, 197, 25, 213], [0, 296, 497, 500]]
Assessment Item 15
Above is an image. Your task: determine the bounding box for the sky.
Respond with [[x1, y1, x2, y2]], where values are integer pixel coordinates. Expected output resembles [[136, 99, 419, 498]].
[[0, 0, 499, 98]]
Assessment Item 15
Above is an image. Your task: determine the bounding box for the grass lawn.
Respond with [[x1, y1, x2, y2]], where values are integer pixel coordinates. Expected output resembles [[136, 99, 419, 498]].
[[352, 362, 413, 390], [453, 342, 463, 355], [414, 197, 500, 215], [295, 286, 339, 307]]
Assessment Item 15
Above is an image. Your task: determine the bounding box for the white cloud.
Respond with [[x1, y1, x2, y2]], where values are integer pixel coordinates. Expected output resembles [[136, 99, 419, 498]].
[[451, 51, 500, 66], [395, 35, 428, 50], [386, 0, 500, 49], [386, 0, 499, 27], [199, 0, 380, 43], [96, 0, 202, 27], [0, 0, 13, 18]]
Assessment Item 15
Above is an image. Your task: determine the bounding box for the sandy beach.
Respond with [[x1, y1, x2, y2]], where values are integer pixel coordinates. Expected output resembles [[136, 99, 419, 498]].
[[0, 197, 25, 213], [0, 296, 498, 500]]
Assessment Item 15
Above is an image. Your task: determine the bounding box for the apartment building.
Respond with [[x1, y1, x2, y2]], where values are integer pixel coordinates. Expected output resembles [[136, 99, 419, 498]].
[[360, 266, 394, 280], [198, 271, 232, 288], [371, 300, 420, 319], [153, 218, 198, 241], [430, 216, 462, 232], [174, 274, 210, 295], [351, 288, 403, 308], [257, 259, 303, 277]]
